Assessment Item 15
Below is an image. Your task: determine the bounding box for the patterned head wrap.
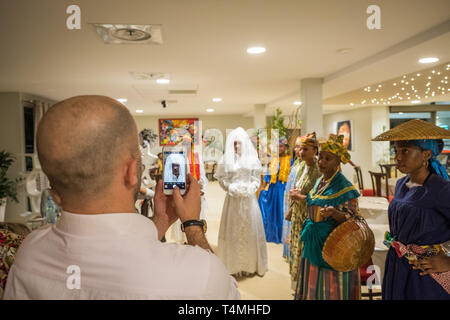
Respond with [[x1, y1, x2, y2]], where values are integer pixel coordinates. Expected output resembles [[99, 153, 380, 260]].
[[319, 134, 351, 164], [296, 132, 319, 148], [406, 139, 448, 180], [279, 136, 289, 146]]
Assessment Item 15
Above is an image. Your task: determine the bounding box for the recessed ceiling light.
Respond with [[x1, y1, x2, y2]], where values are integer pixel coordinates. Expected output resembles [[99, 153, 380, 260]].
[[156, 78, 170, 84], [418, 57, 439, 64], [293, 101, 302, 105], [349, 103, 354, 106], [399, 112, 404, 115], [212, 98, 222, 102], [336, 48, 352, 54], [136, 109, 144, 113], [206, 108, 215, 113], [411, 100, 421, 104], [247, 46, 266, 54], [117, 98, 127, 103]]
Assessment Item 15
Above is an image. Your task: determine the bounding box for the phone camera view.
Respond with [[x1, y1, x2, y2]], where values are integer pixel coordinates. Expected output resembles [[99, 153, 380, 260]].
[[163, 151, 186, 190]]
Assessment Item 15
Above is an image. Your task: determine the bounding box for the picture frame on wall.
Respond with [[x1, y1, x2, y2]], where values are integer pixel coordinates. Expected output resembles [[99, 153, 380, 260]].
[[158, 118, 199, 146], [336, 120, 353, 151]]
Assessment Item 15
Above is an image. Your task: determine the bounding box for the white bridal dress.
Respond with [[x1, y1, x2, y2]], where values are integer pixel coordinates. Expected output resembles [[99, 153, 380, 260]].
[[215, 127, 268, 277]]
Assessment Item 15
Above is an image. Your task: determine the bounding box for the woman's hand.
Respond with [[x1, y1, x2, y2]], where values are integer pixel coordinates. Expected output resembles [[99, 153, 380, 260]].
[[410, 255, 450, 275], [289, 189, 306, 201], [320, 206, 346, 223]]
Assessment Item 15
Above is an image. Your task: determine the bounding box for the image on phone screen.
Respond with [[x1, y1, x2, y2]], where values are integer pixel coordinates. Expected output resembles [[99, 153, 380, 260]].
[[163, 151, 186, 190]]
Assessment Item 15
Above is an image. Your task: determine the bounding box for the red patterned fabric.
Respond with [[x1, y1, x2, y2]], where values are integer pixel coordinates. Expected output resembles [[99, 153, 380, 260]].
[[391, 240, 450, 294]]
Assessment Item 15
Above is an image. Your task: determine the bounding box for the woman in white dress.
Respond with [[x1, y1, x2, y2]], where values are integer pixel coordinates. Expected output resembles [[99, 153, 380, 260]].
[[215, 127, 268, 277]]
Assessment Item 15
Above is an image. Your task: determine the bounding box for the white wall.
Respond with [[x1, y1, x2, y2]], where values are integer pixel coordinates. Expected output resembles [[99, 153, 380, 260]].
[[323, 106, 390, 189]]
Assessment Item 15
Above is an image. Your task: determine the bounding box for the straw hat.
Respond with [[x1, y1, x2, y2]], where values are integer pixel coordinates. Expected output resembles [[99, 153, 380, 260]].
[[322, 216, 375, 272], [372, 119, 450, 141]]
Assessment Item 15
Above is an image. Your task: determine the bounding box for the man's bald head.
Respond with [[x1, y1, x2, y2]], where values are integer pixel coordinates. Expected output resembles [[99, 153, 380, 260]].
[[37, 95, 139, 198]]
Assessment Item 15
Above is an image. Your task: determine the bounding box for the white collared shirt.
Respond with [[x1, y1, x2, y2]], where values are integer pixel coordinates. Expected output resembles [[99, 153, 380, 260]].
[[4, 211, 240, 300]]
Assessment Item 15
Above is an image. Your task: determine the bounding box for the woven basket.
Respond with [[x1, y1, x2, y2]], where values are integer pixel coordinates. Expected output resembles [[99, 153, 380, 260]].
[[322, 216, 375, 272], [372, 119, 450, 141]]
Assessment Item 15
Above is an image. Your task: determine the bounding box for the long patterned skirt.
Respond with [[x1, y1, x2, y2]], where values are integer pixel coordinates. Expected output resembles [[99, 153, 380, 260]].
[[295, 258, 361, 300], [294, 202, 361, 300]]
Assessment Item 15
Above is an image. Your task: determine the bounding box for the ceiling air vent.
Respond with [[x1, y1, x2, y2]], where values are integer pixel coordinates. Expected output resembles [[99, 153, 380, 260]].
[[91, 24, 163, 44], [130, 72, 170, 81], [168, 90, 197, 95]]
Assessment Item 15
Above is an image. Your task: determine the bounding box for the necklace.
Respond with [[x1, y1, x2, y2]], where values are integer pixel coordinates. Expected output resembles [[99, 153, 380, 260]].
[[309, 170, 339, 200]]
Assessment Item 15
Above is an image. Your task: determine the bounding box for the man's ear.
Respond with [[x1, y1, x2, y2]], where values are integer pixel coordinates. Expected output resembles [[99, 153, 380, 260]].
[[49, 189, 62, 206], [124, 158, 139, 189]]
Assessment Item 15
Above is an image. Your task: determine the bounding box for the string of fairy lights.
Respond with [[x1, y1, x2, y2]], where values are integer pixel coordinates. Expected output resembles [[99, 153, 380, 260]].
[[350, 63, 450, 106]]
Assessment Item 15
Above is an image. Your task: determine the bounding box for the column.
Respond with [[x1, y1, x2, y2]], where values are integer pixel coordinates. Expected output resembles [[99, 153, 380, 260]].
[[300, 78, 324, 137], [253, 104, 266, 130]]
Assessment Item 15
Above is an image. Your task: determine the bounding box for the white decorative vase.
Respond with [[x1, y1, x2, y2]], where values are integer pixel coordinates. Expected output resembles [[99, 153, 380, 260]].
[[0, 197, 6, 222]]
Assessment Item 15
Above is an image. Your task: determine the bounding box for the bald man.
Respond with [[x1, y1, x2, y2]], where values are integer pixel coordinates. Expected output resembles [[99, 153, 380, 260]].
[[4, 95, 240, 300]]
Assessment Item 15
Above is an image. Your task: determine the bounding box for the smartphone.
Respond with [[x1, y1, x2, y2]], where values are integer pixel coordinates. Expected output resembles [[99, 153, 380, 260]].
[[163, 146, 187, 195]]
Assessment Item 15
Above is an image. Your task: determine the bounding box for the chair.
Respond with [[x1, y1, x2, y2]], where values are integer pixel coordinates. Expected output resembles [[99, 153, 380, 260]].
[[379, 163, 398, 178], [360, 258, 382, 300], [204, 161, 217, 181], [369, 171, 390, 199], [354, 166, 364, 191], [446, 155, 450, 175], [353, 166, 374, 196]]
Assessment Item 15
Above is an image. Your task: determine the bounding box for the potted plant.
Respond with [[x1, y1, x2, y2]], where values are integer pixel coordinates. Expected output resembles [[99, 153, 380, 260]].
[[0, 151, 22, 221]]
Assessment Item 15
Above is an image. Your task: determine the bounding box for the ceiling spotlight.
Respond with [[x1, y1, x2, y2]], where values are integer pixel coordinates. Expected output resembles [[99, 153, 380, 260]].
[[212, 98, 222, 102], [411, 100, 421, 104], [349, 103, 354, 106], [206, 108, 215, 113], [419, 57, 439, 64], [293, 101, 302, 105], [336, 48, 352, 54], [399, 112, 404, 115], [156, 78, 170, 84], [117, 98, 127, 103], [247, 46, 266, 54], [136, 109, 143, 113]]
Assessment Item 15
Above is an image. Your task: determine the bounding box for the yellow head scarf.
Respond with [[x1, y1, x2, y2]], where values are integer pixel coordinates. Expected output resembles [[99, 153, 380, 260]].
[[319, 134, 351, 164]]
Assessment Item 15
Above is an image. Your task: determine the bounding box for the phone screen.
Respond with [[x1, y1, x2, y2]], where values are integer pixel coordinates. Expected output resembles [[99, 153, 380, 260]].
[[163, 150, 186, 190]]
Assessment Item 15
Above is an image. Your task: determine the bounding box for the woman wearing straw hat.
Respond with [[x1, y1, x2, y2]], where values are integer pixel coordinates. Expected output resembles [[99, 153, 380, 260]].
[[282, 133, 321, 290], [373, 119, 450, 299], [294, 134, 361, 300]]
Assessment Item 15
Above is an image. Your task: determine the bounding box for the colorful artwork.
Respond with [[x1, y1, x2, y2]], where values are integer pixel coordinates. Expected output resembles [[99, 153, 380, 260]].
[[158, 118, 199, 146], [337, 120, 353, 151]]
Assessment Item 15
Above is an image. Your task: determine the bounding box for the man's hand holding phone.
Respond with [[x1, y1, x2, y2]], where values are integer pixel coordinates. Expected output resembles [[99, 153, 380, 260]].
[[172, 174, 201, 223]]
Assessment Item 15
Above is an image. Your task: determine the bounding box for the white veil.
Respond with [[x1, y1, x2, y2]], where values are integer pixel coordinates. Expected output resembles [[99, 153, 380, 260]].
[[220, 127, 261, 172]]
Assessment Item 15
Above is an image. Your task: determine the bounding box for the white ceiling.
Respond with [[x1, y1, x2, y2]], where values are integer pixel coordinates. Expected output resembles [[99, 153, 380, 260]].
[[0, 0, 449, 116]]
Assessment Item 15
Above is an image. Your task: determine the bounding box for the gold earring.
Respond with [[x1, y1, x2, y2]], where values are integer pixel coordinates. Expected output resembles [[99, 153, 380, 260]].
[[423, 160, 429, 168]]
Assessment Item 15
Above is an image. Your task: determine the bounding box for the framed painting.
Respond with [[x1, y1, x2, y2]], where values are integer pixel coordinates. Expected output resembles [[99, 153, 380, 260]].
[[336, 120, 353, 151], [158, 118, 199, 146]]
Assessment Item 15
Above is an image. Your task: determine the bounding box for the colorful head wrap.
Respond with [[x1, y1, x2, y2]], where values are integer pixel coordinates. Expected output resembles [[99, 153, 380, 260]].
[[407, 139, 448, 180], [319, 134, 351, 164], [297, 132, 319, 148]]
